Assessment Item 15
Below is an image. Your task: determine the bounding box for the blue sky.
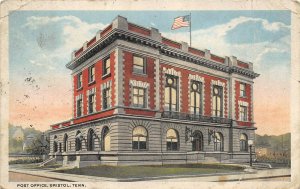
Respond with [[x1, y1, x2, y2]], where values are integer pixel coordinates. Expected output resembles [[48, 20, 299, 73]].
[[9, 11, 291, 135]]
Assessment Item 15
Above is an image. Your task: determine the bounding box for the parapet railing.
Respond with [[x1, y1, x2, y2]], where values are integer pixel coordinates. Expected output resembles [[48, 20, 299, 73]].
[[161, 111, 232, 124]]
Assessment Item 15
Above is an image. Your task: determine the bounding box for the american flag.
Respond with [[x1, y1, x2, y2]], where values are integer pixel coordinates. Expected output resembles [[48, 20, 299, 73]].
[[171, 15, 190, 30]]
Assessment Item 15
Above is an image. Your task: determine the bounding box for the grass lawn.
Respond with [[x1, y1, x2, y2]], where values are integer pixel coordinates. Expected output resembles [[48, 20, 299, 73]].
[[54, 163, 244, 178]]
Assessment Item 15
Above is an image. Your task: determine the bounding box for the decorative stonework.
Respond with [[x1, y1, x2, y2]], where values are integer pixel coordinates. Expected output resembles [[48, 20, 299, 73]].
[[154, 59, 160, 110], [162, 67, 181, 77], [129, 80, 150, 88], [238, 100, 249, 106], [188, 74, 204, 83], [211, 80, 225, 87]]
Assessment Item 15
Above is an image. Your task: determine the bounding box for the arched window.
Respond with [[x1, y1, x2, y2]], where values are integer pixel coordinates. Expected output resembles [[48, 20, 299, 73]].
[[192, 131, 203, 151], [240, 134, 248, 151], [190, 81, 202, 115], [166, 129, 179, 151], [75, 131, 82, 151], [102, 126, 110, 151], [132, 126, 148, 150], [63, 134, 68, 152], [87, 129, 96, 151], [212, 85, 223, 117], [164, 75, 178, 112], [214, 132, 224, 151], [53, 135, 58, 153]]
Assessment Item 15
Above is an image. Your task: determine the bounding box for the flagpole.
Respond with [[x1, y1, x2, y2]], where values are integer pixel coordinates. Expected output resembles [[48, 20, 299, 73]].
[[189, 12, 192, 47]]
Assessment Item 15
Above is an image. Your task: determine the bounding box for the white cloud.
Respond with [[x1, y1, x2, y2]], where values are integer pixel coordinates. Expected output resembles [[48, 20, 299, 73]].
[[23, 16, 107, 71], [162, 16, 290, 67]]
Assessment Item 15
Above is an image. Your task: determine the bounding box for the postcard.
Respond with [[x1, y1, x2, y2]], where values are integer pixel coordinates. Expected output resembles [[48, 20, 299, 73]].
[[0, 0, 299, 189]]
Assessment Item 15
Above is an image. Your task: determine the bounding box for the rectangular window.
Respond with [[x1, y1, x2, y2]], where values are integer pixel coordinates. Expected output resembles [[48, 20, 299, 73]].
[[133, 87, 146, 108], [212, 85, 223, 117], [88, 65, 95, 83], [88, 94, 95, 114], [103, 57, 110, 76], [77, 98, 82, 117], [239, 105, 248, 121], [77, 73, 82, 89], [102, 88, 111, 109], [164, 75, 178, 111], [133, 55, 146, 74], [240, 83, 246, 97]]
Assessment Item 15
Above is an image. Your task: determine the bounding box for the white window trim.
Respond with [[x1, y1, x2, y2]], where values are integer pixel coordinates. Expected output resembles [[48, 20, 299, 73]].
[[76, 94, 83, 117], [129, 80, 149, 108], [162, 67, 181, 112], [238, 101, 249, 121], [87, 87, 96, 114], [188, 74, 205, 115], [101, 80, 112, 110], [211, 80, 225, 117]]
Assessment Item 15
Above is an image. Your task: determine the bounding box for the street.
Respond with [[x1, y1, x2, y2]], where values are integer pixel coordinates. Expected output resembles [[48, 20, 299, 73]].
[[9, 171, 68, 182]]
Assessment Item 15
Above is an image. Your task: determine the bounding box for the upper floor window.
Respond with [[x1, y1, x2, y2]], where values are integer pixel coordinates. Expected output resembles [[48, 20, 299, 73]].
[[190, 81, 202, 115], [77, 98, 83, 117], [133, 87, 146, 108], [166, 129, 179, 151], [239, 105, 248, 121], [212, 85, 223, 117], [102, 87, 111, 110], [77, 73, 82, 89], [88, 65, 95, 83], [133, 55, 146, 74], [132, 126, 148, 150], [164, 75, 178, 112], [88, 93, 95, 114], [240, 83, 246, 97], [103, 57, 110, 76]]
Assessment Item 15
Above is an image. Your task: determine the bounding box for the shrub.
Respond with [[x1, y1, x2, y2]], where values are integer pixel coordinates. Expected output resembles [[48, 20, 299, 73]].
[[9, 157, 43, 164]]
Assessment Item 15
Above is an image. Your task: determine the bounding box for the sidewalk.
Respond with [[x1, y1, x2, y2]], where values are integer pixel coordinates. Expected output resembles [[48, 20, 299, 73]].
[[9, 166, 291, 182]]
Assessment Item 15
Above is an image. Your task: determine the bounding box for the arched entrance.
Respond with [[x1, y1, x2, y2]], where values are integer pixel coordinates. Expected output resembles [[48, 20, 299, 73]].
[[192, 131, 203, 151]]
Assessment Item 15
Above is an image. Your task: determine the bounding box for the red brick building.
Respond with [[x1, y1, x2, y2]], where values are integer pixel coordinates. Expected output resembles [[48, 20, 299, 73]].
[[49, 16, 259, 167]]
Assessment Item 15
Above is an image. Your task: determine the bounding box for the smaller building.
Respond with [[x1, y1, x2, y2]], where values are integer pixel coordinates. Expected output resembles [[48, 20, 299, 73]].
[[23, 134, 36, 152], [12, 126, 24, 141]]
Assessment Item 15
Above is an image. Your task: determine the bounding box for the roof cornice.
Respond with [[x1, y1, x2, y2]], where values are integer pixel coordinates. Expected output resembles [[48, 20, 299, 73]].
[[66, 28, 259, 79]]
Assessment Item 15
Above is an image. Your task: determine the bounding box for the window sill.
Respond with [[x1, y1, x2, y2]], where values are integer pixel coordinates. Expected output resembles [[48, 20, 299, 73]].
[[133, 72, 147, 77], [102, 73, 111, 79], [76, 87, 83, 92], [132, 149, 148, 151], [131, 106, 148, 110], [88, 80, 96, 86], [239, 95, 247, 98]]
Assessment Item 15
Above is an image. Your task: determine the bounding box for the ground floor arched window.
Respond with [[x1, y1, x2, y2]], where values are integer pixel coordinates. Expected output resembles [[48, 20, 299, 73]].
[[102, 126, 110, 151], [53, 135, 58, 153], [87, 129, 96, 151], [214, 132, 224, 151], [240, 133, 248, 151], [63, 134, 68, 152], [75, 131, 82, 151], [166, 129, 179, 151], [192, 131, 203, 151], [132, 126, 148, 150]]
